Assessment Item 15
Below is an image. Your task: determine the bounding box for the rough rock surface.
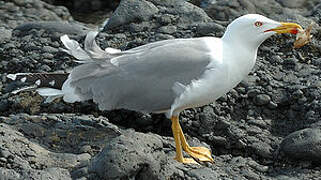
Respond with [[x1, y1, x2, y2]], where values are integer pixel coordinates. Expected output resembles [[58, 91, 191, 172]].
[[1, 0, 321, 179], [280, 128, 321, 162]]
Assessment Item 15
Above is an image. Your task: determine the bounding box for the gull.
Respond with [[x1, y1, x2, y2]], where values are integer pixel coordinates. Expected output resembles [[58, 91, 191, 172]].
[[7, 14, 302, 164]]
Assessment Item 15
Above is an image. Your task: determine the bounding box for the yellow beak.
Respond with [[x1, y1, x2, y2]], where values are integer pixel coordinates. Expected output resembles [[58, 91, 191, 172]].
[[264, 22, 303, 34]]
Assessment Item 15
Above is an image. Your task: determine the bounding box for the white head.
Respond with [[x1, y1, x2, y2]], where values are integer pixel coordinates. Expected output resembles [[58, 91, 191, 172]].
[[222, 14, 302, 49]]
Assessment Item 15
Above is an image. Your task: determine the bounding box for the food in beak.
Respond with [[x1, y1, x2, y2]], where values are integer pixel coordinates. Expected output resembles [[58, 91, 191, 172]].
[[294, 23, 313, 48]]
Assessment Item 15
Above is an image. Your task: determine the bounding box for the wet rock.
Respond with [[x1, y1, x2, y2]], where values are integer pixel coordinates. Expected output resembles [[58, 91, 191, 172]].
[[280, 128, 321, 161]]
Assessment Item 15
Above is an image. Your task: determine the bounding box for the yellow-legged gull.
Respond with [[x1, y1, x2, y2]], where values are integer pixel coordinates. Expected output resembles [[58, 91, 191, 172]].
[[8, 14, 303, 164]]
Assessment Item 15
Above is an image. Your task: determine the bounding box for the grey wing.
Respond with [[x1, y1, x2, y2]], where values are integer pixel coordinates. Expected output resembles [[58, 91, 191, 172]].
[[69, 38, 213, 112]]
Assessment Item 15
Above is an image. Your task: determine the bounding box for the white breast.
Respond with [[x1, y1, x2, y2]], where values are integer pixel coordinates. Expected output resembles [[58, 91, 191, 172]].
[[169, 37, 257, 117]]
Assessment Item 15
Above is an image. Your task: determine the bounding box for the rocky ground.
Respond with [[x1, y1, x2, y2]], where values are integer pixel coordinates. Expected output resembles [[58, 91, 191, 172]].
[[1, 0, 321, 179]]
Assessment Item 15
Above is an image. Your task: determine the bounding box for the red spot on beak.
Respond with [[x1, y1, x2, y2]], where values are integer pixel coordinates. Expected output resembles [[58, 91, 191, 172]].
[[290, 29, 298, 35]]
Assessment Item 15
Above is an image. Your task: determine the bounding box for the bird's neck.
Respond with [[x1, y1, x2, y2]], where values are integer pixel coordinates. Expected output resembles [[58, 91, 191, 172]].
[[222, 38, 258, 85], [222, 33, 259, 53]]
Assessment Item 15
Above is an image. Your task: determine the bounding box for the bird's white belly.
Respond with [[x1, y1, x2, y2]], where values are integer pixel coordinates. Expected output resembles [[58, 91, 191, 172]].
[[170, 59, 252, 116], [170, 65, 235, 114]]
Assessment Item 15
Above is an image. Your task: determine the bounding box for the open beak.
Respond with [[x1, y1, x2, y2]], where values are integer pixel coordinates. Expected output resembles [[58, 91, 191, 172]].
[[264, 22, 303, 35]]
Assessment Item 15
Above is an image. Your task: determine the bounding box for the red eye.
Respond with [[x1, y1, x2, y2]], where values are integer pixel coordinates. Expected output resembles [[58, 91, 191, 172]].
[[254, 21, 263, 27]]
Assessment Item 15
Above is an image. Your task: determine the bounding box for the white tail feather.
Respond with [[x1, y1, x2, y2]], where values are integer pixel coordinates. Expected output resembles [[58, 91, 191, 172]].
[[60, 35, 91, 61], [84, 31, 108, 59], [36, 88, 64, 96], [61, 77, 83, 103], [35, 77, 83, 103], [36, 88, 64, 103], [60, 31, 123, 65]]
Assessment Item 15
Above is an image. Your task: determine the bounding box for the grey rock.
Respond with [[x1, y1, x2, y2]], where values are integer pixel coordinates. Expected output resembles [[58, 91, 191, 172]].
[[158, 0, 212, 25], [198, 106, 215, 133], [247, 89, 261, 98], [71, 167, 89, 179], [3, 43, 16, 50], [186, 167, 218, 179], [105, 0, 212, 30], [22, 168, 72, 180], [241, 168, 261, 180], [267, 101, 278, 109], [209, 135, 228, 147], [0, 100, 9, 113], [0, 157, 7, 163], [157, 26, 177, 34], [0, 0, 73, 29], [0, 149, 12, 159], [280, 128, 321, 161], [279, 0, 307, 8], [0, 114, 122, 180], [254, 94, 271, 106], [0, 28, 12, 43], [0, 168, 21, 180], [42, 53, 54, 60], [42, 46, 59, 53], [194, 22, 225, 36], [247, 119, 269, 129], [88, 129, 217, 180], [88, 130, 165, 179], [14, 22, 90, 36], [249, 141, 273, 159], [105, 0, 159, 30], [39, 64, 52, 72]]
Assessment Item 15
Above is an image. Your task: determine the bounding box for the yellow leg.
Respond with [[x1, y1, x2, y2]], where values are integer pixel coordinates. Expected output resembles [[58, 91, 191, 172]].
[[178, 123, 214, 163], [171, 116, 198, 164], [171, 116, 214, 163]]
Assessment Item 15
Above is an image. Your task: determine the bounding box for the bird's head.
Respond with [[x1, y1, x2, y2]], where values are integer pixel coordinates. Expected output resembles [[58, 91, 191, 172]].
[[222, 14, 303, 49]]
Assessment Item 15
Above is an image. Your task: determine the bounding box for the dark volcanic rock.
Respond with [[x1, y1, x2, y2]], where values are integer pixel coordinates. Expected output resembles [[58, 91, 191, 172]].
[[105, 0, 159, 30], [0, 113, 121, 179], [14, 21, 90, 36], [0, 122, 86, 179], [254, 94, 271, 106], [280, 128, 321, 162], [89, 130, 176, 179], [88, 129, 220, 180], [0, 0, 73, 29], [104, 0, 212, 31]]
